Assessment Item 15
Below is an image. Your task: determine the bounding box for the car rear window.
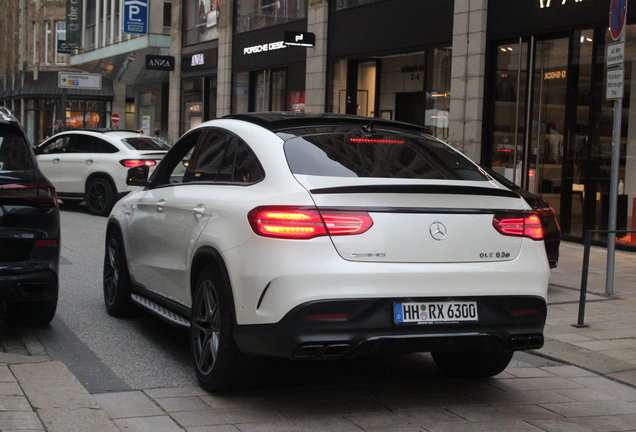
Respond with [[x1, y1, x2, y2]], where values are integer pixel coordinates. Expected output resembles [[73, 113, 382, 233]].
[[0, 127, 34, 171], [122, 137, 170, 151], [284, 132, 488, 181]]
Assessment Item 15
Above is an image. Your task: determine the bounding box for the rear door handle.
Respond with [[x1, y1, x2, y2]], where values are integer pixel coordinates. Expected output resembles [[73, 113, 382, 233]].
[[155, 199, 165, 212], [53, 158, 60, 163], [193, 204, 205, 217], [85, 159, 94, 164]]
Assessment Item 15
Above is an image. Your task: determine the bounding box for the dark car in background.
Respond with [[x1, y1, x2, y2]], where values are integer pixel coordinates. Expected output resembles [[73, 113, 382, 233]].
[[0, 106, 59, 325], [483, 167, 561, 268]]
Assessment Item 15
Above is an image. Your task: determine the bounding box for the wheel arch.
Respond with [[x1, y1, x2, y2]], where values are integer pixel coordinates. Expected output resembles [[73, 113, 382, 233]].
[[191, 247, 238, 325], [85, 172, 117, 193]]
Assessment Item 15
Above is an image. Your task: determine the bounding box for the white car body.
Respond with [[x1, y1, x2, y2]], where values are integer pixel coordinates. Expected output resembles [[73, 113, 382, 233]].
[[104, 113, 550, 391], [35, 130, 168, 215]]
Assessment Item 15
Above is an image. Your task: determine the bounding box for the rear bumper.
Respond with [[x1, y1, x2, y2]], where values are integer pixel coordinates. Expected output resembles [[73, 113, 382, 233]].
[[0, 268, 58, 302], [232, 295, 546, 359]]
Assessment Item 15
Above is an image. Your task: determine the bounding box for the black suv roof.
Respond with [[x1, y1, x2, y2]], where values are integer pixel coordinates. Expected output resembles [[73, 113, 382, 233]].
[[0, 106, 20, 125], [223, 112, 426, 133]]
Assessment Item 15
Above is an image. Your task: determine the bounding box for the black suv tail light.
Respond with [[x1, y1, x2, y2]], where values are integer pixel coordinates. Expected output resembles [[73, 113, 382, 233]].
[[0, 181, 57, 208]]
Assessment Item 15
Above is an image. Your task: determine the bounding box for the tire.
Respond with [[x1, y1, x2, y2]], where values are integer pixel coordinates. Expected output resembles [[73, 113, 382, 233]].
[[7, 296, 57, 326], [191, 265, 245, 392], [103, 229, 140, 317], [86, 178, 116, 216], [431, 349, 514, 379]]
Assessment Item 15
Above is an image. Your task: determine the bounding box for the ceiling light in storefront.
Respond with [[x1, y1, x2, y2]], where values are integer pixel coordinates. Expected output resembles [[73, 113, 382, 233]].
[[507, 47, 513, 51], [586, 37, 593, 42], [500, 48, 507, 52]]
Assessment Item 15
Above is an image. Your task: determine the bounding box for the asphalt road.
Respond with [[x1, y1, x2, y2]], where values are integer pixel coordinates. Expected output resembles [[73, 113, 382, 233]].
[[34, 204, 560, 395]]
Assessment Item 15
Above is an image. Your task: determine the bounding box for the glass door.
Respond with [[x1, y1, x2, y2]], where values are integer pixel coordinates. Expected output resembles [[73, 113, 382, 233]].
[[491, 39, 528, 185], [528, 38, 569, 220]]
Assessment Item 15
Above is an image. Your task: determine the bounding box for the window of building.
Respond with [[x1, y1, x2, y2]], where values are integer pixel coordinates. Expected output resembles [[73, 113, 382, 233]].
[[235, 0, 307, 33], [86, 0, 97, 50], [164, 0, 172, 29], [184, 0, 219, 45], [45, 21, 52, 65], [56, 22, 68, 65], [232, 69, 287, 114], [32, 22, 37, 64]]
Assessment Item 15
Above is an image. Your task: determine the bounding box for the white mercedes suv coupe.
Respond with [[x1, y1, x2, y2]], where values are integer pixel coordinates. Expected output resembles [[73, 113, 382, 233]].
[[103, 113, 550, 392]]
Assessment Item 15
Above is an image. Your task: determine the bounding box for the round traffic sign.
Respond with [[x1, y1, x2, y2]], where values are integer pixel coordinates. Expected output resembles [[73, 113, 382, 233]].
[[610, 0, 627, 41], [111, 113, 120, 124]]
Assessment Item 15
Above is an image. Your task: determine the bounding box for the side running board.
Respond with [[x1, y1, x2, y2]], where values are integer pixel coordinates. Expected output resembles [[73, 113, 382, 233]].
[[131, 294, 191, 328]]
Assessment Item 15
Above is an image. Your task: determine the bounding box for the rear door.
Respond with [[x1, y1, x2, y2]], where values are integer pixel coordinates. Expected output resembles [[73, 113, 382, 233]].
[[0, 126, 42, 263], [35, 135, 68, 191], [58, 135, 102, 193], [284, 130, 530, 264]]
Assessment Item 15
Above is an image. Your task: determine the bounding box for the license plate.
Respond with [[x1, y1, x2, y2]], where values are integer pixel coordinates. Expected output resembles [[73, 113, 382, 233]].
[[394, 301, 478, 324]]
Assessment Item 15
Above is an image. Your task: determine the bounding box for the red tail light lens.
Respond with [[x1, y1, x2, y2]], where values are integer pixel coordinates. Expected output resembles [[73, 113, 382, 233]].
[[248, 207, 373, 240], [493, 214, 544, 240], [120, 159, 156, 168], [0, 182, 57, 208]]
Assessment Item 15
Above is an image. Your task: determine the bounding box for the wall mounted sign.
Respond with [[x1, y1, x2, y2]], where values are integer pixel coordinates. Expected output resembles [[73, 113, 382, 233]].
[[146, 55, 175, 71], [243, 41, 287, 55], [191, 54, 205, 66], [123, 0, 148, 35], [284, 31, 316, 47]]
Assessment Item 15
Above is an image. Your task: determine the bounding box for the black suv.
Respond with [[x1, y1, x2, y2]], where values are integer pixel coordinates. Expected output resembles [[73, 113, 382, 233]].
[[0, 107, 59, 325]]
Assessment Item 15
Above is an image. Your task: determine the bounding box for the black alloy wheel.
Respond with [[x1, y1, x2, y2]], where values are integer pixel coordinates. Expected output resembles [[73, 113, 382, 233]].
[[86, 178, 116, 216], [191, 266, 245, 392], [103, 229, 139, 317]]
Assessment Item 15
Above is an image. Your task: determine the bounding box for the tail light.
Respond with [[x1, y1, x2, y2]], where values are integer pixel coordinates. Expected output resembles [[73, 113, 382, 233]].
[[120, 159, 157, 168], [248, 206, 373, 240], [493, 213, 543, 240], [0, 181, 57, 208]]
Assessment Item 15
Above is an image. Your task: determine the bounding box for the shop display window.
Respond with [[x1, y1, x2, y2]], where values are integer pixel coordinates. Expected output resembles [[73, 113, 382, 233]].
[[235, 0, 307, 33]]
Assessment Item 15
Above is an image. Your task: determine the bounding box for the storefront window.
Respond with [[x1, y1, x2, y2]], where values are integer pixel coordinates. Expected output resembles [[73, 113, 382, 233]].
[[24, 99, 111, 144], [232, 72, 250, 114], [328, 59, 347, 114], [235, 0, 307, 33], [425, 48, 451, 141], [182, 78, 203, 131], [184, 0, 220, 45]]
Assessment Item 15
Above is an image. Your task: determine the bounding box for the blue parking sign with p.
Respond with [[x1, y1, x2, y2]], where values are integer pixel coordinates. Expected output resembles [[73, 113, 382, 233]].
[[123, 0, 148, 35]]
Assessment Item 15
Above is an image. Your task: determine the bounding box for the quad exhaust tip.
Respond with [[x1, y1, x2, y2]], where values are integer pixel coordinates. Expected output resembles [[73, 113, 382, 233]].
[[510, 335, 544, 350], [294, 343, 350, 359]]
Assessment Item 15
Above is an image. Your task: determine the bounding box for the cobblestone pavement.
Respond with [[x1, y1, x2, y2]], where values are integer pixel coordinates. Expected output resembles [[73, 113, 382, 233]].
[[2, 241, 636, 431]]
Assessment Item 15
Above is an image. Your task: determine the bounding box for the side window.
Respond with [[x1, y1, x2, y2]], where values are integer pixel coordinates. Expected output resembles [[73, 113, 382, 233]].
[[40, 136, 70, 154], [99, 140, 118, 153], [67, 135, 100, 153], [233, 141, 265, 183], [153, 130, 204, 187], [183, 130, 234, 183]]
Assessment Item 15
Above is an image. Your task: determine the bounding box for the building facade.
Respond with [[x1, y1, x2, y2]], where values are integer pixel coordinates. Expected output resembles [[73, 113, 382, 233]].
[[1, 0, 634, 250], [0, 0, 117, 144]]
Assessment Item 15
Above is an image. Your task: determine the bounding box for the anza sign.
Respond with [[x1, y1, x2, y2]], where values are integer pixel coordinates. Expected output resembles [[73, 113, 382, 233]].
[[145, 55, 175, 71]]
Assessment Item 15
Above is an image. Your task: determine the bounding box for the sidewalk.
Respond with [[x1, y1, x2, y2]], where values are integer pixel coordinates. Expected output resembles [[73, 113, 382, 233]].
[[1, 241, 635, 431]]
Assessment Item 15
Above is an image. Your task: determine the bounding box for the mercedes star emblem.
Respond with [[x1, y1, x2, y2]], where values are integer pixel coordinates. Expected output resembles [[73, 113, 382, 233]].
[[429, 222, 447, 241]]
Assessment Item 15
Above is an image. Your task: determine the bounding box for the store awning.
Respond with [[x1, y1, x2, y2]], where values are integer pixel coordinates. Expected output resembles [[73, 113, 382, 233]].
[[0, 72, 113, 99], [70, 35, 171, 87]]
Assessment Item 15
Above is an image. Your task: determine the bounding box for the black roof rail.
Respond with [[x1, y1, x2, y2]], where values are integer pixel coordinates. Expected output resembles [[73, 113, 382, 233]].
[[222, 112, 427, 133]]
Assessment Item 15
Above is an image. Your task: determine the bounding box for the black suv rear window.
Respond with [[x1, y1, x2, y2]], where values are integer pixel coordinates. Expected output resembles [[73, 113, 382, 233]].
[[284, 132, 488, 181], [122, 137, 170, 151], [0, 128, 34, 171]]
